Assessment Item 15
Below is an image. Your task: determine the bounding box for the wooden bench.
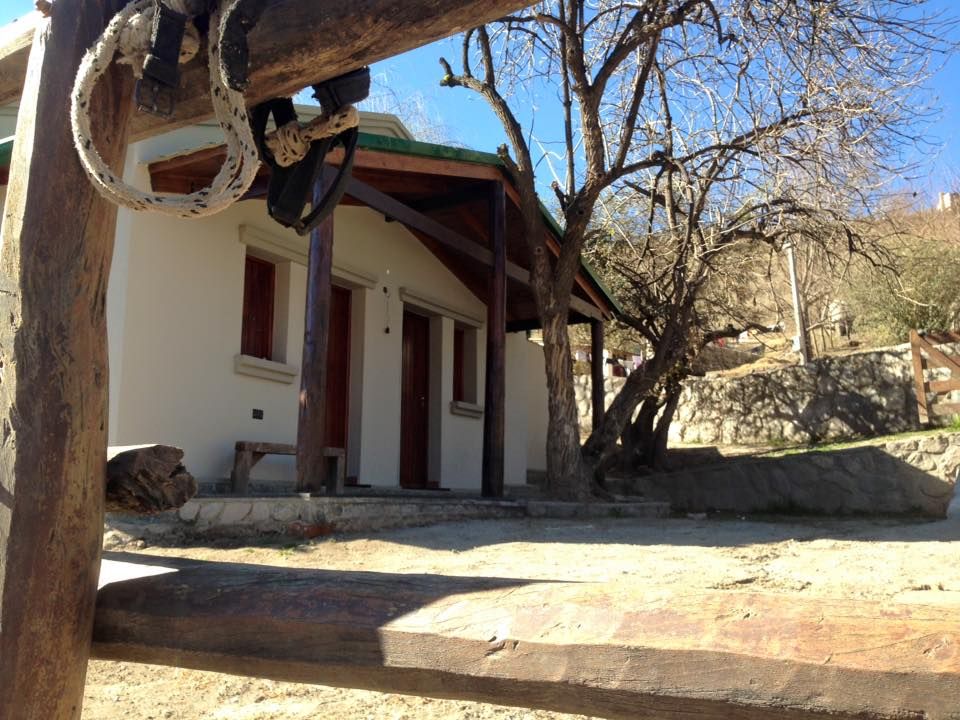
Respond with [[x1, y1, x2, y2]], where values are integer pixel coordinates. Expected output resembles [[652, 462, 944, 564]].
[[230, 441, 345, 495]]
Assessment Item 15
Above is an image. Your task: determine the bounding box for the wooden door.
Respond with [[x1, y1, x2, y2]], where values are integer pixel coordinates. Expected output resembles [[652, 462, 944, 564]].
[[324, 285, 351, 449], [400, 310, 430, 489]]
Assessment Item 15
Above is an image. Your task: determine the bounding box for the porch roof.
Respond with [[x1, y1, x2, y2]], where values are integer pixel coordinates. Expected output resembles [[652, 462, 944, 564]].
[[0, 132, 621, 328]]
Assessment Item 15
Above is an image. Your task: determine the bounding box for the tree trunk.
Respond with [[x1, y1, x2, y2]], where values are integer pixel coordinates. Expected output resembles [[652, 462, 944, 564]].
[[650, 388, 681, 470], [541, 310, 591, 500], [619, 394, 658, 472]]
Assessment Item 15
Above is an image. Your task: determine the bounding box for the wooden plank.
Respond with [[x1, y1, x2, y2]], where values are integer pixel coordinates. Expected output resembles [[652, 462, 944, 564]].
[[343, 174, 604, 321], [915, 334, 960, 373], [237, 441, 297, 455], [591, 318, 605, 431], [928, 378, 960, 394], [929, 403, 960, 417], [0, 2, 134, 718], [5, 0, 533, 141], [0, 11, 39, 106], [296, 174, 335, 493], [911, 330, 931, 425], [481, 181, 506, 498], [92, 554, 960, 720]]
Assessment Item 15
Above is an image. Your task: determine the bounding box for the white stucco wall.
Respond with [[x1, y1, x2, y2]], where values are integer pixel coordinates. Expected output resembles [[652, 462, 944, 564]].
[[1, 106, 552, 492]]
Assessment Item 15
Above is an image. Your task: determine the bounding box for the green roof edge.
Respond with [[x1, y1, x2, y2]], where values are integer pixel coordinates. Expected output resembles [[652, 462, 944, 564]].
[[0, 133, 622, 316]]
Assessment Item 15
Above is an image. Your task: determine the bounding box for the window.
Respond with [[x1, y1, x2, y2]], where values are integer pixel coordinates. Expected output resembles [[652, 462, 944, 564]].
[[241, 255, 275, 360], [451, 324, 479, 412]]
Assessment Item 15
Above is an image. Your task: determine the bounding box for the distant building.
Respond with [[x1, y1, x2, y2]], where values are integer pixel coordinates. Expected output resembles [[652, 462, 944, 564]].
[[937, 191, 959, 213]]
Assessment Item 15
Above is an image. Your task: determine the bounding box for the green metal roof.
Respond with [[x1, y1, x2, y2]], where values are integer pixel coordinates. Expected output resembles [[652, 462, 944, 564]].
[[0, 132, 622, 315]]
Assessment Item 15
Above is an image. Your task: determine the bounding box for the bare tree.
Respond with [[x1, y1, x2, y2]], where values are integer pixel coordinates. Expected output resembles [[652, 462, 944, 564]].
[[440, 0, 955, 497]]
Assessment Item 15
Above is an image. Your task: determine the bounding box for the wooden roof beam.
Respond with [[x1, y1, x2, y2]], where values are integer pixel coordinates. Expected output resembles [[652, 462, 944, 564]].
[[94, 554, 960, 720], [0, 0, 538, 141], [343, 173, 604, 321]]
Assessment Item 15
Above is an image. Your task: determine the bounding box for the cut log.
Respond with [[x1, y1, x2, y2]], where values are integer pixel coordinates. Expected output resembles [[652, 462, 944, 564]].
[[0, 1, 539, 141], [105, 445, 196, 514], [0, 1, 134, 718], [93, 554, 960, 720]]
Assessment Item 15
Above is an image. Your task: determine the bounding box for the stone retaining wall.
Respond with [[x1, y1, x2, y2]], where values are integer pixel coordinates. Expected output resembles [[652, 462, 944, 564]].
[[615, 431, 960, 518], [575, 344, 931, 447]]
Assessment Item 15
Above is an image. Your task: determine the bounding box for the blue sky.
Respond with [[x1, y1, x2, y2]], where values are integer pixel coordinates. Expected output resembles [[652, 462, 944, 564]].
[[1, 0, 957, 199]]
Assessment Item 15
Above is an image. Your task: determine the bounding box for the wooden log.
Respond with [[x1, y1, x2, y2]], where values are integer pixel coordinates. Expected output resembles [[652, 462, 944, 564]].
[[296, 174, 335, 493], [0, 1, 538, 141], [481, 181, 506, 498], [0, 2, 134, 718], [93, 554, 960, 720], [105, 445, 196, 514]]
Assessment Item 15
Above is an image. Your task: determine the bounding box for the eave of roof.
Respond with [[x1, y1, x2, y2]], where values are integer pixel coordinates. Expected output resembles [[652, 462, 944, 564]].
[[0, 132, 623, 316], [353, 132, 623, 316]]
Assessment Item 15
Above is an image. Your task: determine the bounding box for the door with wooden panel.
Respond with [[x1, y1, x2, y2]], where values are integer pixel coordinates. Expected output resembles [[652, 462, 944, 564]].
[[400, 309, 430, 489], [324, 285, 352, 450]]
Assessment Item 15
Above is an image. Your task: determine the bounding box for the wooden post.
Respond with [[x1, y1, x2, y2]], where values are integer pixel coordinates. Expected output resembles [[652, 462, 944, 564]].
[[590, 318, 605, 432], [481, 181, 506, 498], [296, 172, 335, 493], [0, 2, 133, 718], [910, 329, 930, 426]]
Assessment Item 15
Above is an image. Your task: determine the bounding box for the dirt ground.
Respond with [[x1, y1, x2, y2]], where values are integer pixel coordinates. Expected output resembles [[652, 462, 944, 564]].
[[86, 505, 960, 719]]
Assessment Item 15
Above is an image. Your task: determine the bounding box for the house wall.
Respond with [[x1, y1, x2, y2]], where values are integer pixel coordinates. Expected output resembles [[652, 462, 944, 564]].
[[0, 108, 551, 492]]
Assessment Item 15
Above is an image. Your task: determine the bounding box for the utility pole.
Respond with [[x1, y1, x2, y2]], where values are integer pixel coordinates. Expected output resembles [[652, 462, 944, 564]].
[[785, 239, 810, 364]]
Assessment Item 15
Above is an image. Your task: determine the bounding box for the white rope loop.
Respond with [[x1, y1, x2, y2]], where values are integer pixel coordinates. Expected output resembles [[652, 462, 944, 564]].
[[266, 107, 360, 167], [71, 0, 259, 217], [71, 0, 363, 218]]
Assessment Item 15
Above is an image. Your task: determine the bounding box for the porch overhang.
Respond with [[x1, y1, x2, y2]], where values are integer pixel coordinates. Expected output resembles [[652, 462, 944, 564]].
[[144, 131, 621, 330]]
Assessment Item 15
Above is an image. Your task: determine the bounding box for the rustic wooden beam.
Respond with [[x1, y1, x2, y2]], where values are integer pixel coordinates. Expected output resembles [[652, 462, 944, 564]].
[[0, 2, 134, 718], [481, 181, 506, 498], [93, 554, 960, 720], [0, 1, 539, 140], [296, 174, 335, 494], [590, 318, 605, 431], [343, 174, 604, 321]]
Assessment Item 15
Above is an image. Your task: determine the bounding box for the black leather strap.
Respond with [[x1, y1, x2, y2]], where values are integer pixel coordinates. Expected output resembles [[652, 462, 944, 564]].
[[136, 0, 189, 117], [251, 68, 370, 236]]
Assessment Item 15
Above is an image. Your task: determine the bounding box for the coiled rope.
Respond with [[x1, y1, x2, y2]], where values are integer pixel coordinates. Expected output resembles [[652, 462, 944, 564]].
[[71, 0, 360, 218]]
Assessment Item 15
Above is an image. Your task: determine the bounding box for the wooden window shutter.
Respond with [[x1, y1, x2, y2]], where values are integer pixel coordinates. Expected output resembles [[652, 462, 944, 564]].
[[241, 255, 275, 360]]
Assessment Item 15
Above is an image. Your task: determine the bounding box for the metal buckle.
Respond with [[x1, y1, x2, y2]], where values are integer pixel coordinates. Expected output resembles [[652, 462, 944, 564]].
[[135, 78, 176, 118]]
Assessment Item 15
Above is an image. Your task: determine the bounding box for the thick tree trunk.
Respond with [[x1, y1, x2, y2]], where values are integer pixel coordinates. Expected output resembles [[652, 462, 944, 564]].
[[541, 310, 591, 500], [619, 394, 658, 472], [650, 388, 681, 470]]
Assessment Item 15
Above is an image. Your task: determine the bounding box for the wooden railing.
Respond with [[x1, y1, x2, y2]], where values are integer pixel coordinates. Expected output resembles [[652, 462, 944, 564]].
[[909, 329, 960, 424]]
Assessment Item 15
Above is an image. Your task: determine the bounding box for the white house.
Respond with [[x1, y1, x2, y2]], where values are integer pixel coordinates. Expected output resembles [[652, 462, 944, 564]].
[[0, 106, 616, 494]]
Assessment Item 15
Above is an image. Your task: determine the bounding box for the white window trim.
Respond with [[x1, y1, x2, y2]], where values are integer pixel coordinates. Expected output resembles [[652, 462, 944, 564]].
[[239, 224, 378, 288], [399, 287, 483, 328], [449, 400, 483, 419], [234, 353, 299, 384]]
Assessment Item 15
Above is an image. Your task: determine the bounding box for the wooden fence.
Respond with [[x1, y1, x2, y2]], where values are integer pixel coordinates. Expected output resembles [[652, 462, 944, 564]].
[[909, 329, 960, 424]]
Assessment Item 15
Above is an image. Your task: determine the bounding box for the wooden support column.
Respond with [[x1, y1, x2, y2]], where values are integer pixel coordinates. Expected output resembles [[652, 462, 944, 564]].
[[590, 318, 605, 431], [481, 181, 506, 498], [296, 174, 335, 493], [0, 2, 133, 718]]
